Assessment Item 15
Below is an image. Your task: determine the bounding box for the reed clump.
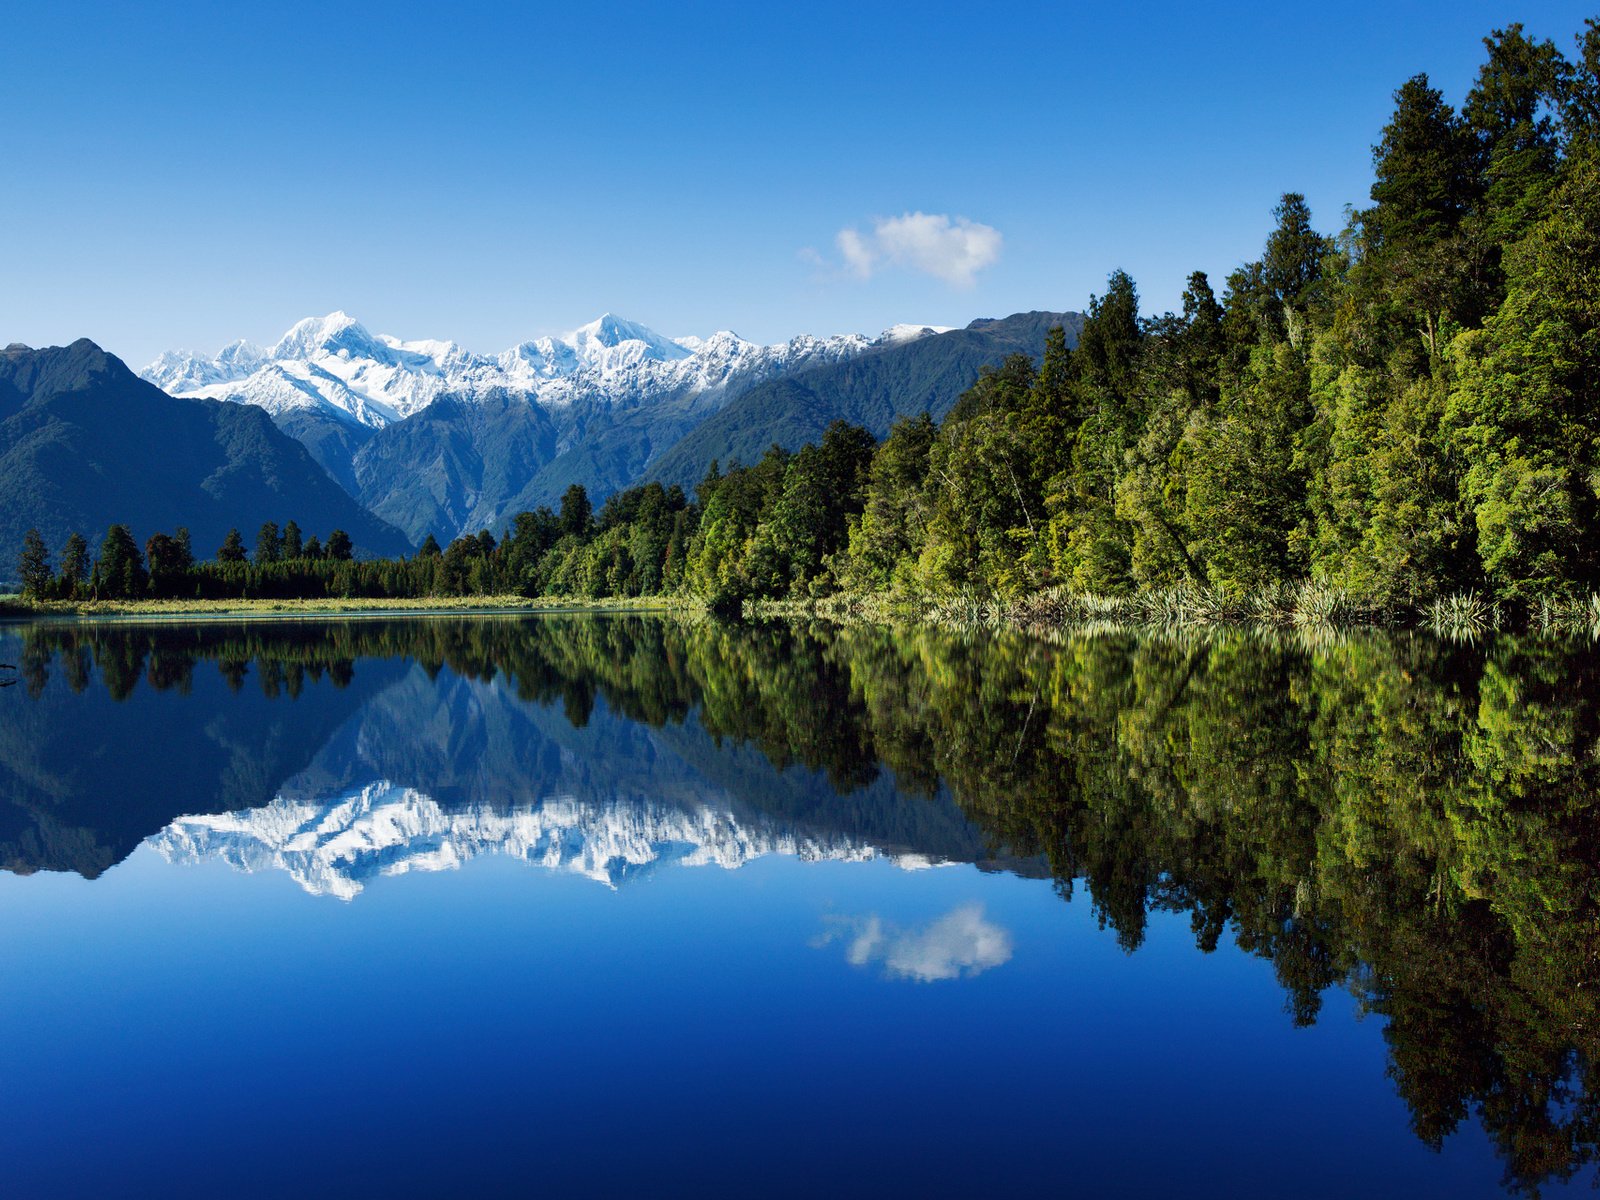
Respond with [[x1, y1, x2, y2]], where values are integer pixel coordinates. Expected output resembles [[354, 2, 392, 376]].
[[924, 582, 1385, 634], [1532, 592, 1600, 639], [1424, 592, 1497, 642]]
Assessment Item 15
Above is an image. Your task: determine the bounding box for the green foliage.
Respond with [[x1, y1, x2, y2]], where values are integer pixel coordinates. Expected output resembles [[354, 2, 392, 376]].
[[18, 528, 50, 598], [144, 529, 194, 594], [1183, 341, 1313, 591], [255, 521, 282, 565], [837, 413, 936, 592], [916, 355, 1040, 594], [1446, 154, 1600, 601], [56, 532, 89, 598], [1464, 24, 1569, 247], [558, 484, 593, 539], [218, 528, 246, 563], [96, 524, 146, 599], [742, 421, 876, 598]]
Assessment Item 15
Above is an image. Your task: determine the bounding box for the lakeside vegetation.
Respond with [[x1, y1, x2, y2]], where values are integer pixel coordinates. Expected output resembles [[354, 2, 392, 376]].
[[14, 21, 1600, 630], [2, 593, 694, 619]]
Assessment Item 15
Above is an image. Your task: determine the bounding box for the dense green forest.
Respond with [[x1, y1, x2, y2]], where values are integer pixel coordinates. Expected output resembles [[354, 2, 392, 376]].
[[8, 614, 1598, 1191], [17, 21, 1600, 620]]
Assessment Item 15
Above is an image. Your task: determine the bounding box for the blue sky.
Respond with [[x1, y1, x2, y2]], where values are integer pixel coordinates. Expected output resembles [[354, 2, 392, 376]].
[[2, 1, 1595, 365]]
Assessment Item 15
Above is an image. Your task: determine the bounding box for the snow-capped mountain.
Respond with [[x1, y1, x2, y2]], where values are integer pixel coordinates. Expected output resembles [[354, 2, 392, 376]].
[[134, 307, 1069, 546], [149, 780, 943, 900], [141, 310, 924, 431]]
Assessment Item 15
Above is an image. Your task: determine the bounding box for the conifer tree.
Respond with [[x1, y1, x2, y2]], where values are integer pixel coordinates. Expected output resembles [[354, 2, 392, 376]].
[[18, 529, 51, 598], [57, 532, 89, 598], [1464, 24, 1568, 246], [559, 484, 593, 539], [98, 525, 147, 599], [256, 522, 282, 564]]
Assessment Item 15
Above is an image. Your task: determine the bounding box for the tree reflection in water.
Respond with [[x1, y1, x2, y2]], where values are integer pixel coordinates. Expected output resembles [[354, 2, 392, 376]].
[[2, 614, 1596, 1194]]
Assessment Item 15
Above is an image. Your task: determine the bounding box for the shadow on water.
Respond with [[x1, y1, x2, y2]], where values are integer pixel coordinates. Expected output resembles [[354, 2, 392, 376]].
[[0, 612, 1596, 1194]]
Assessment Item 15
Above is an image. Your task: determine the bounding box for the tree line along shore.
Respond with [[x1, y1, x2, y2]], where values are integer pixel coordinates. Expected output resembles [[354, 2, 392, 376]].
[[10, 21, 1600, 633]]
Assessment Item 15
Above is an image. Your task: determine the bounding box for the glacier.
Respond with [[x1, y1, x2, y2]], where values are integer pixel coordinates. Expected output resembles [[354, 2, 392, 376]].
[[141, 310, 946, 431]]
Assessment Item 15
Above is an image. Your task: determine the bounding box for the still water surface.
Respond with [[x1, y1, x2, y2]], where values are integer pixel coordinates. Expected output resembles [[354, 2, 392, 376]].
[[0, 615, 1594, 1197]]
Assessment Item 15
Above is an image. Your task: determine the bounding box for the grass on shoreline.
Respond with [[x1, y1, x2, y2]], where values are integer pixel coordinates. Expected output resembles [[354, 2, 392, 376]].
[[0, 593, 701, 620], [753, 583, 1600, 640], [6, 581, 1599, 639]]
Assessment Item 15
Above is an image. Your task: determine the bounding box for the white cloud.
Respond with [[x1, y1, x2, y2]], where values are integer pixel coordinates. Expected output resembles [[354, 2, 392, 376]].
[[814, 903, 1014, 982], [823, 212, 1003, 287], [836, 227, 878, 278]]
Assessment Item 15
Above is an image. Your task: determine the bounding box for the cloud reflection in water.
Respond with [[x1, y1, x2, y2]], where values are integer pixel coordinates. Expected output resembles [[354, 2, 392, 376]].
[[815, 903, 1013, 982]]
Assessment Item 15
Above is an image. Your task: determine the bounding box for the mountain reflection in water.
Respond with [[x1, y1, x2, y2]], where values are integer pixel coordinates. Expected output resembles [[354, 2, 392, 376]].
[[0, 613, 1596, 1195]]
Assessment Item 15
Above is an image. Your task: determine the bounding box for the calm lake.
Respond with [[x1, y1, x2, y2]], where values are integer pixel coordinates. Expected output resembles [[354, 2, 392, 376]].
[[1, 613, 1595, 1198]]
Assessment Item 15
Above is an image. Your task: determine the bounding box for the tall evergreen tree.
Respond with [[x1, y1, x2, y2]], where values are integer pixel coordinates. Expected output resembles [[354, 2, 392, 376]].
[[1370, 77, 1480, 250], [98, 525, 148, 599], [1464, 24, 1569, 246], [218, 528, 246, 563], [1563, 19, 1600, 153], [1367, 75, 1485, 350], [145, 531, 195, 595], [1043, 272, 1144, 591], [559, 484, 593, 539], [57, 532, 89, 597], [18, 529, 51, 598], [255, 522, 282, 565]]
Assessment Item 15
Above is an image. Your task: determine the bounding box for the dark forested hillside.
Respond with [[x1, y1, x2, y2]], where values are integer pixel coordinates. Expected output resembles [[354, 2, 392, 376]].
[[0, 340, 413, 571], [351, 390, 561, 546], [645, 310, 1079, 490]]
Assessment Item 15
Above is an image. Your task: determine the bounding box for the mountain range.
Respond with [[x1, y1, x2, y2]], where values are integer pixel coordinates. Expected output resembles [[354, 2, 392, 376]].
[[0, 307, 1076, 572], [140, 309, 1077, 546], [0, 339, 412, 564]]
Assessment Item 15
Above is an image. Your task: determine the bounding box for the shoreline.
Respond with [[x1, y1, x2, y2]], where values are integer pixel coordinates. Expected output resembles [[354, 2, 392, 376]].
[[0, 594, 700, 623], [748, 585, 1600, 640], [4, 583, 1598, 639]]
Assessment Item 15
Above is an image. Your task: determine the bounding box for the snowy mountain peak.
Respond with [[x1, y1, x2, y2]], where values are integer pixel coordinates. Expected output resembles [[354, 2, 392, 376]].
[[216, 338, 267, 370], [271, 311, 382, 362], [570, 313, 675, 349], [563, 314, 691, 369], [880, 322, 954, 345], [142, 311, 889, 430]]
